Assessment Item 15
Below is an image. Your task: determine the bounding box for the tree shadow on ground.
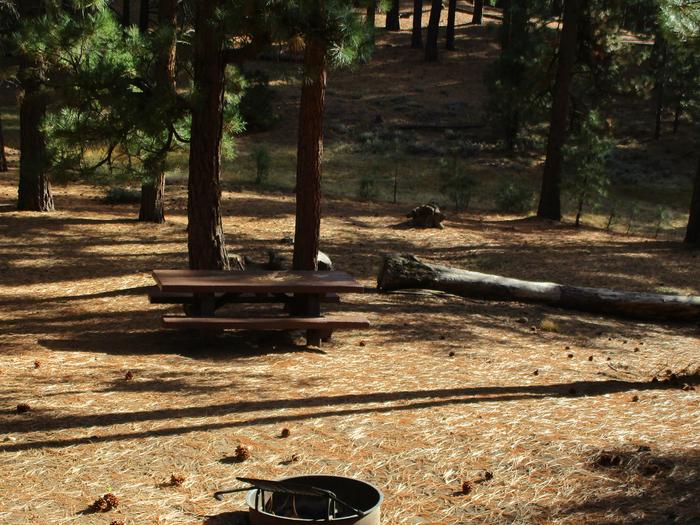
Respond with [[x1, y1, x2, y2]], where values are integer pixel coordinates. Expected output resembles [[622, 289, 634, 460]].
[[556, 447, 700, 524], [2, 373, 697, 451]]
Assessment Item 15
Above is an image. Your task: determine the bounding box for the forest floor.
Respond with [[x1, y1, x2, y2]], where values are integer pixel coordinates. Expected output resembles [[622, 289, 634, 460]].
[[0, 167, 699, 524], [1, 2, 699, 524]]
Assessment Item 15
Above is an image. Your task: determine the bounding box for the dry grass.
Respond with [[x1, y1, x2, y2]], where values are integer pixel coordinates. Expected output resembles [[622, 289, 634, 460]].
[[1, 166, 699, 525]]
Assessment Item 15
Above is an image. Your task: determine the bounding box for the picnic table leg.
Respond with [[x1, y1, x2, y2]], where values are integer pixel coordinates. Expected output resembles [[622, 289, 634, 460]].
[[291, 293, 322, 346], [194, 292, 216, 317]]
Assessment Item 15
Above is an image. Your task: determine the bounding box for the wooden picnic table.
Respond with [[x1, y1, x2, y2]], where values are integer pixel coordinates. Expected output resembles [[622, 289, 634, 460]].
[[151, 269, 370, 347]]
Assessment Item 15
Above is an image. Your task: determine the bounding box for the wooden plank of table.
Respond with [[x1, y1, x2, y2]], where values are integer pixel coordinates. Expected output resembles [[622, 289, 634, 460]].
[[152, 270, 366, 294]]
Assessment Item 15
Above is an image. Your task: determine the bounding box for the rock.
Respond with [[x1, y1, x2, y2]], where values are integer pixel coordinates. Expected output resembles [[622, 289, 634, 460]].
[[405, 204, 445, 229]]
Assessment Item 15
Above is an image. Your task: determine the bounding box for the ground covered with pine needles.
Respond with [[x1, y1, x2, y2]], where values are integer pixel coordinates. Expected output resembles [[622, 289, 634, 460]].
[[1, 170, 699, 525]]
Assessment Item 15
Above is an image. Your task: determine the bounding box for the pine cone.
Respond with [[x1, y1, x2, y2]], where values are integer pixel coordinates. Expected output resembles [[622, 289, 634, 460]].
[[461, 480, 472, 495], [90, 497, 109, 513], [110, 521, 125, 525], [124, 371, 134, 381], [280, 428, 291, 438], [34, 360, 41, 368], [16, 403, 31, 414], [234, 445, 251, 462], [170, 474, 185, 486]]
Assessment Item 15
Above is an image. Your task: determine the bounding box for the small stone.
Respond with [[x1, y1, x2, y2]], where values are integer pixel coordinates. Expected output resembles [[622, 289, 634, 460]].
[[280, 428, 291, 438]]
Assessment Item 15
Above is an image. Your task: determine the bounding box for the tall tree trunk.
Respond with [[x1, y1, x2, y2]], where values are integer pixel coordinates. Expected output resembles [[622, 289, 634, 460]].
[[684, 155, 700, 245], [673, 99, 682, 134], [499, 0, 527, 150], [652, 32, 666, 140], [366, 0, 376, 44], [121, 0, 131, 26], [445, 0, 457, 50], [139, 0, 150, 33], [386, 0, 400, 31], [472, 0, 484, 24], [139, 0, 177, 223], [425, 0, 442, 62], [17, 69, 54, 211], [0, 115, 7, 172], [293, 34, 327, 272], [537, 0, 582, 221], [411, 0, 423, 49], [187, 0, 230, 269]]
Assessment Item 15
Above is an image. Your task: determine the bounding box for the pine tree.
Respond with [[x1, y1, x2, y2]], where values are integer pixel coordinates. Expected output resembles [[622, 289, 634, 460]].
[[386, 0, 400, 31], [15, 0, 54, 211], [425, 0, 442, 61], [287, 0, 371, 270], [412, 0, 423, 49], [472, 0, 484, 25], [445, 0, 457, 50], [537, 0, 584, 221]]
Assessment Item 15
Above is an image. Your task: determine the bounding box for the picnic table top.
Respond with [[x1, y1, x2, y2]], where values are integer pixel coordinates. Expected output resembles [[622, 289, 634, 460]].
[[152, 269, 366, 294]]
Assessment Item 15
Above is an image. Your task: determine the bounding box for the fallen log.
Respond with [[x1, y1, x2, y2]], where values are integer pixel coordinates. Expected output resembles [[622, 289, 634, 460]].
[[377, 254, 700, 322]]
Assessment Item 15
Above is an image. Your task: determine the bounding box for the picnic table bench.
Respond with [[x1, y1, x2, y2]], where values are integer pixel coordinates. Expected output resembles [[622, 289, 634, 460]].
[[150, 269, 370, 346]]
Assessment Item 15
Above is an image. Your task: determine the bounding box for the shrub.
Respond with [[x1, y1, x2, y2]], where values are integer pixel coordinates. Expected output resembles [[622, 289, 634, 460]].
[[357, 175, 378, 201], [102, 186, 140, 204], [253, 147, 271, 185], [239, 70, 278, 132], [439, 157, 477, 211], [495, 181, 533, 214]]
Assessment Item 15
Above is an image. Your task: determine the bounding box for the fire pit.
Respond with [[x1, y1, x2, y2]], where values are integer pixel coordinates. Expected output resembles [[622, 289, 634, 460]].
[[216, 476, 383, 524]]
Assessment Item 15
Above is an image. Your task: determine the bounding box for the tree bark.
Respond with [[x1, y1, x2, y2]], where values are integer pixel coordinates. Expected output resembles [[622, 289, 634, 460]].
[[367, 0, 376, 44], [411, 0, 423, 49], [187, 0, 230, 269], [445, 0, 457, 50], [17, 68, 54, 212], [684, 155, 700, 246], [472, 0, 484, 24], [139, 0, 150, 32], [0, 115, 7, 172], [386, 0, 400, 31], [652, 31, 666, 140], [537, 0, 582, 221], [425, 0, 442, 62], [377, 255, 700, 322], [121, 0, 131, 26], [293, 32, 327, 271], [138, 0, 177, 223]]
